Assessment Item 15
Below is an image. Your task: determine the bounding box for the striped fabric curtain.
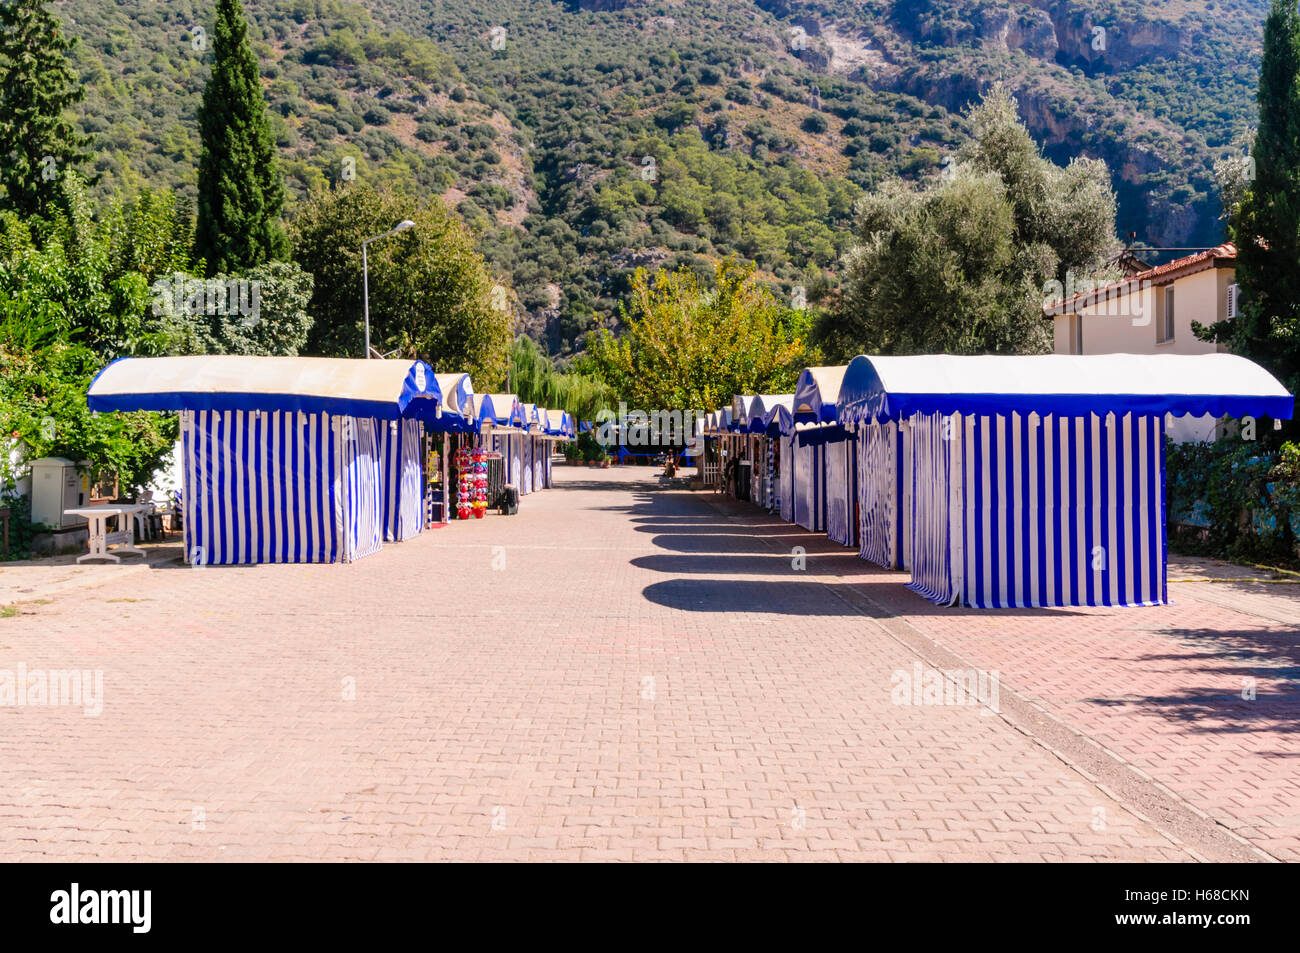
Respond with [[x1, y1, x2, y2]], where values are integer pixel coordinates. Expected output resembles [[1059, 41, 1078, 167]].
[[826, 437, 852, 546], [533, 437, 545, 489], [903, 410, 1168, 608], [907, 412, 960, 605], [340, 416, 382, 562], [759, 439, 769, 512], [182, 409, 345, 565], [375, 417, 423, 542], [857, 422, 900, 568], [520, 436, 533, 495], [779, 434, 794, 522], [793, 434, 825, 532], [957, 411, 1167, 609]]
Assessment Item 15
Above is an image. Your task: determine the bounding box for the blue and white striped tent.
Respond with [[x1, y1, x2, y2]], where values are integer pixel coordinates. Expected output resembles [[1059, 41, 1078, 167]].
[[540, 409, 574, 489], [529, 406, 549, 492], [473, 392, 524, 487], [512, 403, 540, 495], [373, 368, 476, 542], [751, 395, 830, 533], [837, 353, 1294, 609], [793, 366, 856, 547], [746, 397, 796, 521], [507, 403, 560, 495], [87, 356, 443, 564], [731, 395, 760, 433]]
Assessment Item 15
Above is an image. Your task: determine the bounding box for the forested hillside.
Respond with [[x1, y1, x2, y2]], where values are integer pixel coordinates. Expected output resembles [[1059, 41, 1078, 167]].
[[56, 0, 1272, 354]]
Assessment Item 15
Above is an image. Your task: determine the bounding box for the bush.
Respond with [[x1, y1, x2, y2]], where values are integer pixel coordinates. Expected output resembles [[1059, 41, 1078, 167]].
[[801, 114, 829, 134], [1165, 437, 1299, 565], [0, 493, 43, 562]]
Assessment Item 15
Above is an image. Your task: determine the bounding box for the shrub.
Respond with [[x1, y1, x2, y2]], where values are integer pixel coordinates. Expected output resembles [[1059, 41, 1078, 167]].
[[1166, 436, 1299, 564]]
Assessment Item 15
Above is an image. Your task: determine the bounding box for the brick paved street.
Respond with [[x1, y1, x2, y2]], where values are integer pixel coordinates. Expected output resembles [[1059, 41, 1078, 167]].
[[1, 466, 1295, 861]]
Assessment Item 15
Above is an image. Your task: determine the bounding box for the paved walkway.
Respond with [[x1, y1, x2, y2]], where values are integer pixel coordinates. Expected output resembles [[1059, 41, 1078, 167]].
[[0, 467, 1293, 860]]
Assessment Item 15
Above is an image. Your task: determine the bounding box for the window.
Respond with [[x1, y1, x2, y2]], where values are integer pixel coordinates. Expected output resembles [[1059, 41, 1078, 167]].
[[1159, 287, 1175, 343]]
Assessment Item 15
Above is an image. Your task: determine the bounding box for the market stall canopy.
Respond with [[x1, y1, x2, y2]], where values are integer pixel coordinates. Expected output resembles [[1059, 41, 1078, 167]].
[[405, 371, 476, 431], [434, 373, 474, 418], [545, 408, 573, 437], [87, 356, 439, 420], [705, 408, 733, 435], [837, 353, 1295, 424], [793, 366, 849, 424], [730, 396, 759, 432], [769, 404, 798, 437], [751, 394, 794, 435], [475, 393, 519, 430], [514, 402, 543, 432]]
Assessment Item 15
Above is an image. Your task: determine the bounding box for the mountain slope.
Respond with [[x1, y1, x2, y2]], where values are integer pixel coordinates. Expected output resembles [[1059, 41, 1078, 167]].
[[56, 0, 1270, 354]]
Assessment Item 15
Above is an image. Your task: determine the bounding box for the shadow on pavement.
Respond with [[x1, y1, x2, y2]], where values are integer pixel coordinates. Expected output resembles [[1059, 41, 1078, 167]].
[[1077, 625, 1300, 738], [641, 578, 870, 615], [631, 553, 849, 576]]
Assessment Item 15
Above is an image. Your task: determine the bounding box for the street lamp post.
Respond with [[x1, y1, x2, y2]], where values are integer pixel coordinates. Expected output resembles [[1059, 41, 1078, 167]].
[[362, 219, 415, 358]]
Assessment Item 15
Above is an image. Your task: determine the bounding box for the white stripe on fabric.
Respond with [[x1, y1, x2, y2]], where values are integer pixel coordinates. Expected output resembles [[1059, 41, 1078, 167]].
[[928, 411, 1166, 609], [906, 412, 956, 605], [181, 409, 375, 566], [857, 422, 897, 568]]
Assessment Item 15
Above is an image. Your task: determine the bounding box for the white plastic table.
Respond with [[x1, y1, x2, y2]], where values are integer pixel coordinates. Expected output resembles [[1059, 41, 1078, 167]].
[[64, 505, 149, 563]]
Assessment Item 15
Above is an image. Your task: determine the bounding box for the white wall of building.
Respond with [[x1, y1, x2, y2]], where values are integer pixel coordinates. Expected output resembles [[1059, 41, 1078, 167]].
[[1051, 264, 1234, 443]]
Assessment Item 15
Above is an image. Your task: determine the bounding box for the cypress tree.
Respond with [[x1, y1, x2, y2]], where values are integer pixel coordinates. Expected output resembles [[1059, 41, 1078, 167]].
[[1220, 0, 1300, 398], [195, 0, 287, 275], [0, 0, 93, 216]]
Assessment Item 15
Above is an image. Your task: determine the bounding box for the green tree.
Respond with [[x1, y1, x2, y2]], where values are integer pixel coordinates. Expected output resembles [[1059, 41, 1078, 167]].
[[0, 0, 93, 216], [508, 335, 614, 424], [195, 0, 288, 275], [0, 174, 168, 362], [587, 259, 816, 411], [0, 187, 179, 502], [291, 186, 511, 386], [1204, 0, 1300, 405], [99, 189, 194, 285], [152, 261, 315, 357], [965, 87, 1116, 282], [826, 87, 1117, 358]]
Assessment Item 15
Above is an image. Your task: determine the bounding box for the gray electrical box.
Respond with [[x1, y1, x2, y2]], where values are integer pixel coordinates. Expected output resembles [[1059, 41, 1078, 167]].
[[30, 457, 87, 530]]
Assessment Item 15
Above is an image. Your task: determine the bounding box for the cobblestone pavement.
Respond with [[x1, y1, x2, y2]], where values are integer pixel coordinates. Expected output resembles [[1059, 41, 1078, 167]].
[[0, 466, 1290, 861]]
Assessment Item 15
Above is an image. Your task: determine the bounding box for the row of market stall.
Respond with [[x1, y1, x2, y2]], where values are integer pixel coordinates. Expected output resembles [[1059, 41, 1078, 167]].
[[702, 353, 1294, 610], [85, 356, 575, 566]]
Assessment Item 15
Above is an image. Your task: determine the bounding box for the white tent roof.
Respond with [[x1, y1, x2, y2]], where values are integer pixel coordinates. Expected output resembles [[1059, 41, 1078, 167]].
[[476, 393, 519, 428], [87, 356, 438, 419], [793, 365, 848, 423], [838, 353, 1294, 423], [731, 395, 759, 429], [751, 394, 793, 433], [433, 373, 474, 418]]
